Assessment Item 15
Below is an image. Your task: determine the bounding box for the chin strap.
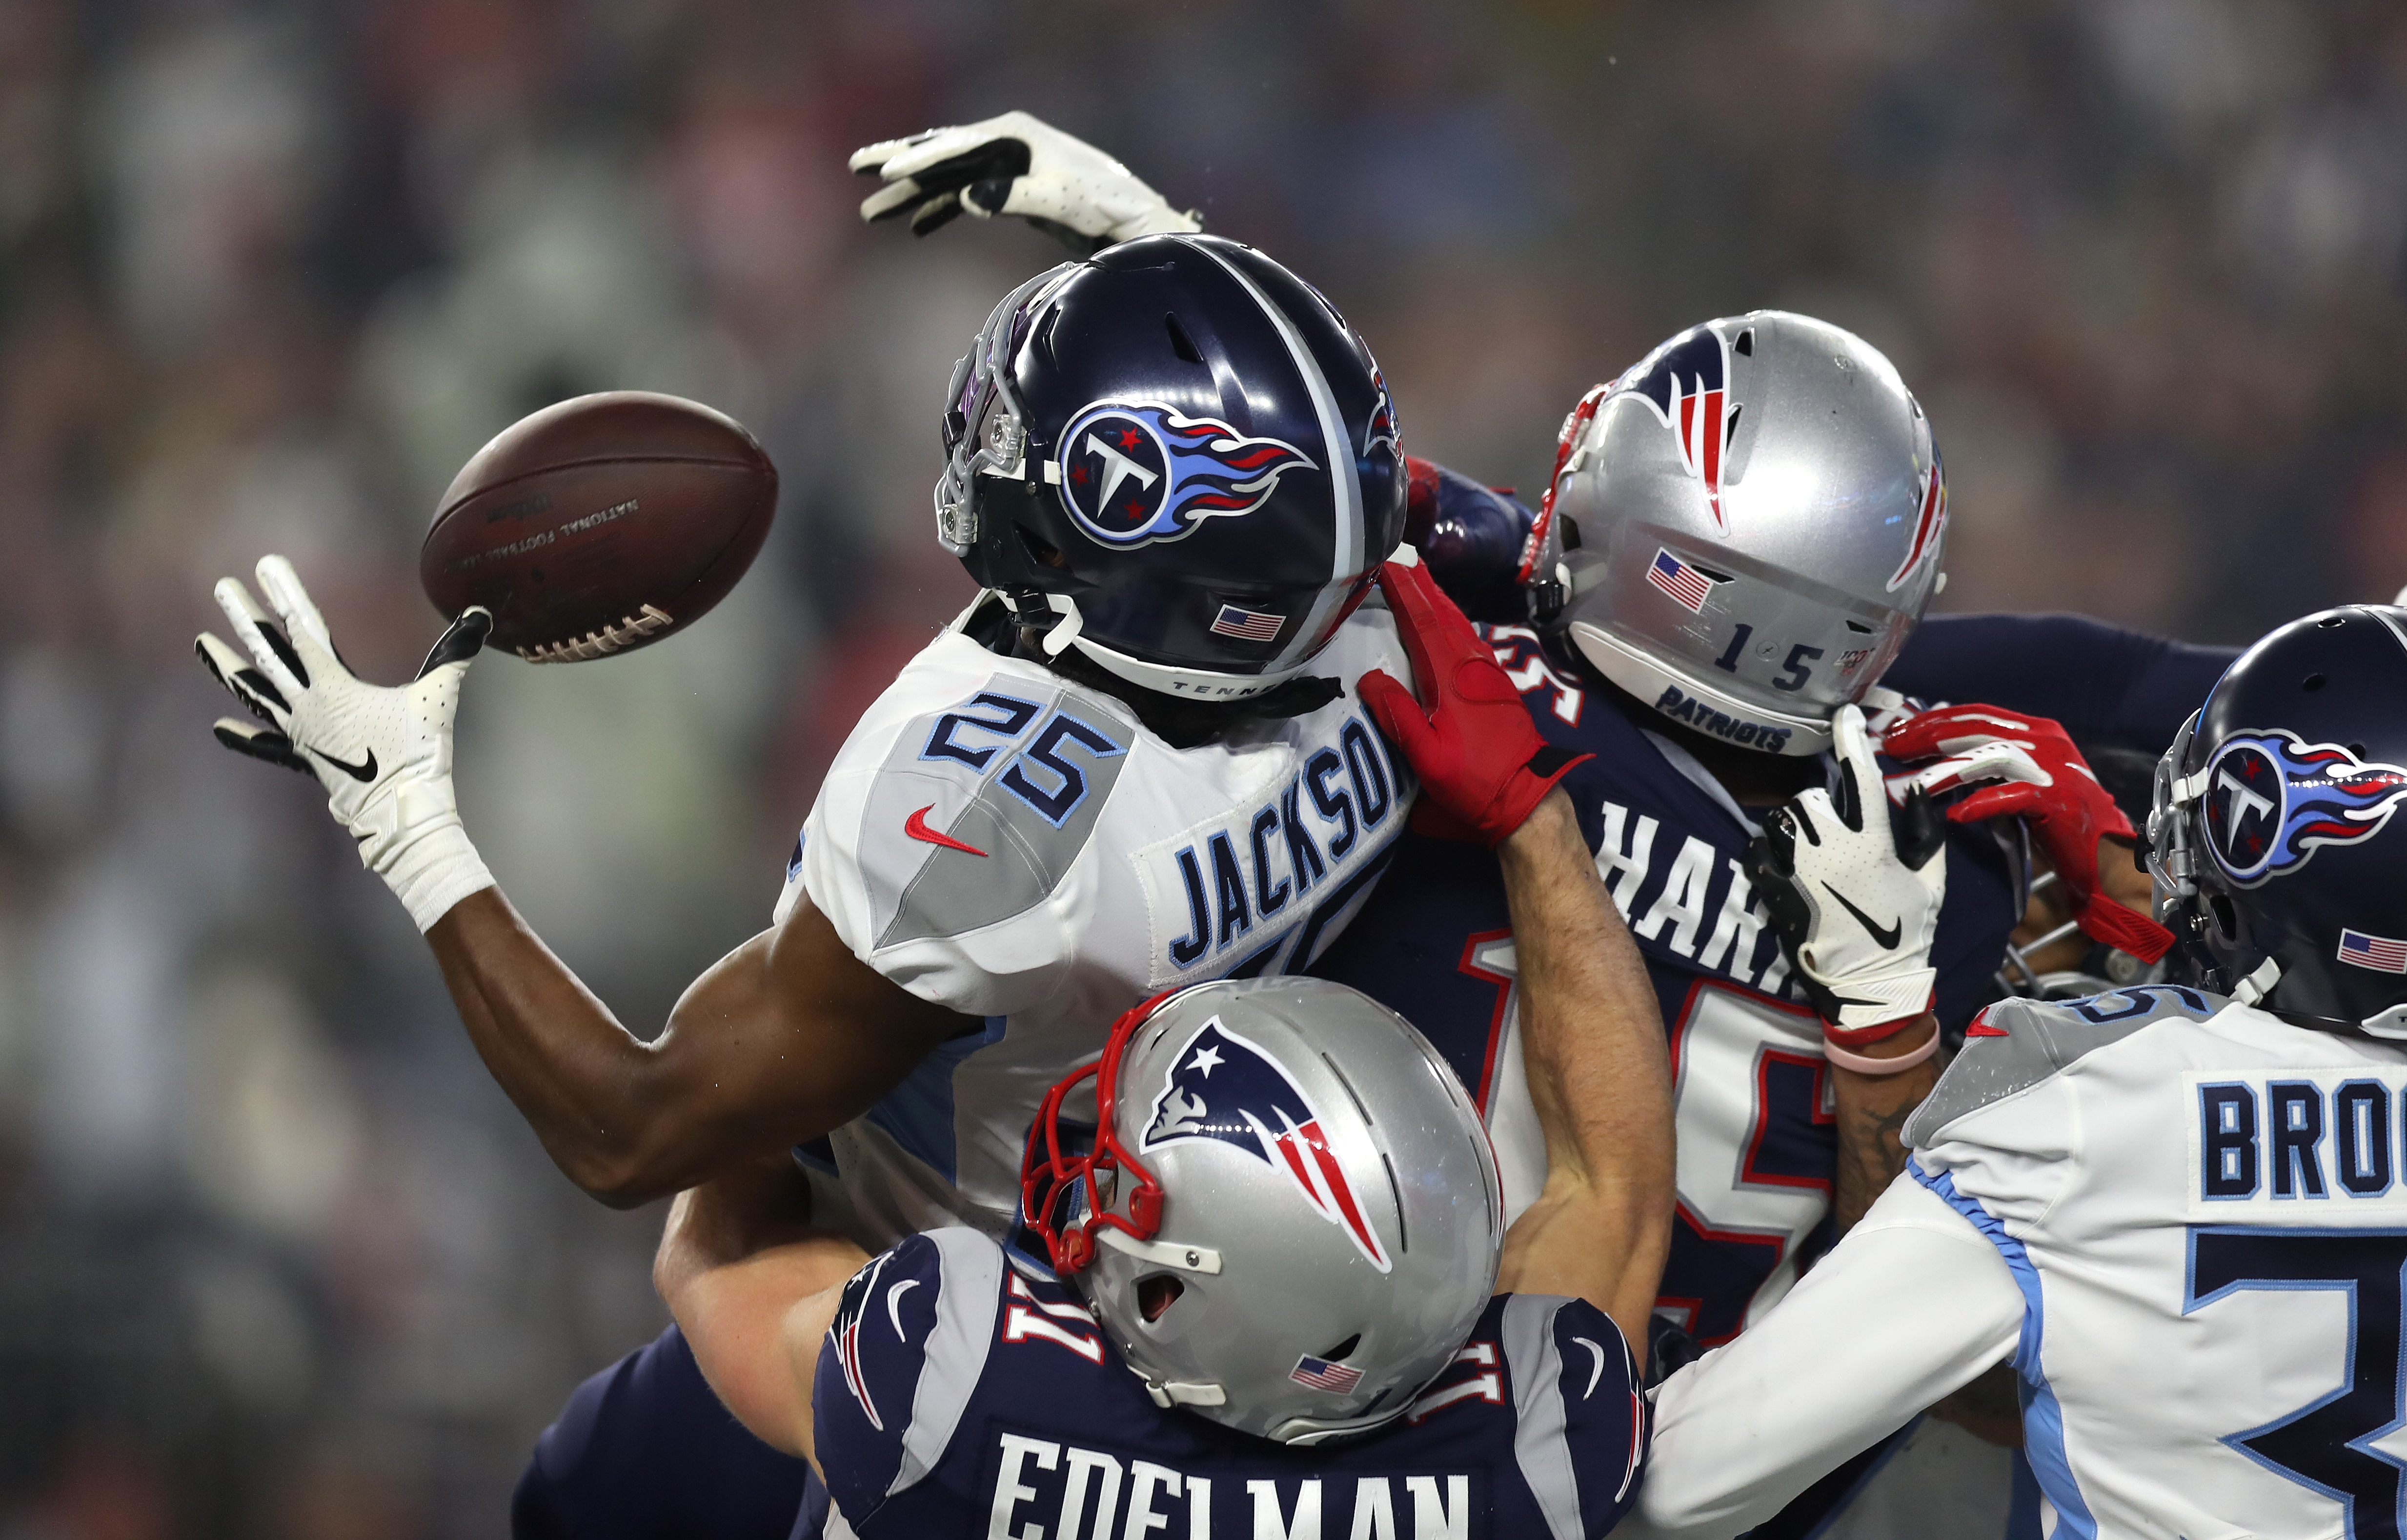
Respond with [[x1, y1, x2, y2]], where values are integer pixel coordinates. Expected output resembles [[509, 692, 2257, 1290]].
[[2232, 956, 2283, 1007], [1136, 1373, 1227, 1409]]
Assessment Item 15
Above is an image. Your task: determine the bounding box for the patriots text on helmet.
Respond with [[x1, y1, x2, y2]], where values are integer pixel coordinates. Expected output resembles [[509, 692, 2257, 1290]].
[[1653, 683, 1793, 753], [1055, 401, 1318, 550]]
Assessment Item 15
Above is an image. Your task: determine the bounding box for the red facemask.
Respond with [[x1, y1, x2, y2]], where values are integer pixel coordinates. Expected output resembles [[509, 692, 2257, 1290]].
[[1019, 989, 1182, 1274]]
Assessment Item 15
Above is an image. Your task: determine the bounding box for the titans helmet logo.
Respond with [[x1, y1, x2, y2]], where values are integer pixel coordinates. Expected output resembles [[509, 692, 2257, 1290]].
[[1055, 402, 1316, 550], [1619, 325, 1734, 533], [1139, 1018, 1391, 1271], [2202, 730, 2407, 886]]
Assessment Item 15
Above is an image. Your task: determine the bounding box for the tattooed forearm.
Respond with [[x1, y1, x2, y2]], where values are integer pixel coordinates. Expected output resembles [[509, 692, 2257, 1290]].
[[1830, 1047, 1945, 1233]]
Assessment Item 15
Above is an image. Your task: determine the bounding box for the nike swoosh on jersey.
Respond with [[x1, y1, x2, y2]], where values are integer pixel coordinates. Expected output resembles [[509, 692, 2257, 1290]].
[[1572, 1336, 1609, 1400], [905, 805, 988, 857], [309, 745, 379, 783], [1821, 882, 1901, 950], [886, 1277, 921, 1340]]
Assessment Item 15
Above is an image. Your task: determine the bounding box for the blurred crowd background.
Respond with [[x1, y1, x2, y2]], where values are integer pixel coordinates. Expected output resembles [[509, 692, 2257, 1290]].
[[2, 0, 2404, 1534]]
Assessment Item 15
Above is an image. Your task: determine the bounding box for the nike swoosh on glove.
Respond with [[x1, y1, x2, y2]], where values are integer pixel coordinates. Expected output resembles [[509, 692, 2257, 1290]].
[[849, 111, 1201, 249], [1883, 703, 2174, 963], [1744, 704, 1947, 1032], [197, 555, 496, 932], [1356, 552, 1592, 846]]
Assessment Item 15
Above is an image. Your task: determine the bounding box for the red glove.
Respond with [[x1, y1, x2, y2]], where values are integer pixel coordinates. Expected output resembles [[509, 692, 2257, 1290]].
[[1882, 704, 2174, 963], [1356, 557, 1592, 845]]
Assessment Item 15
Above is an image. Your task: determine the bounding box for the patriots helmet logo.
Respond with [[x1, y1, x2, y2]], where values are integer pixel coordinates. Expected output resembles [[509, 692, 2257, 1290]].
[[1620, 325, 1735, 532], [1055, 401, 1317, 550], [1362, 368, 1399, 461], [2202, 730, 2407, 886], [1886, 456, 1947, 592], [1139, 1019, 1392, 1271]]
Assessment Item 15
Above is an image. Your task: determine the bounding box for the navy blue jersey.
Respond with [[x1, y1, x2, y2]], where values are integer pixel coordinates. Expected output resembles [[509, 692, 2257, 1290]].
[[812, 1229, 1645, 1540], [1890, 612, 2237, 761], [1310, 625, 2020, 1351], [512, 1323, 812, 1540]]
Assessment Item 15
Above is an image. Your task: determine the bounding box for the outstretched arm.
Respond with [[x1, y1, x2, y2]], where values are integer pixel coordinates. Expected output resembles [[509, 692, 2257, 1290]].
[[850, 112, 1199, 249], [430, 889, 971, 1206], [1356, 556, 1673, 1344], [1488, 792, 1677, 1345], [1638, 1176, 2023, 1537], [1887, 613, 2236, 759], [198, 556, 973, 1210]]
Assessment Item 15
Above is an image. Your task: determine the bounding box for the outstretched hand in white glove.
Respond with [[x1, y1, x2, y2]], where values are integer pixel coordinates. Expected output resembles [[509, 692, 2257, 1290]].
[[1743, 704, 1949, 1033], [196, 555, 496, 932], [849, 110, 1201, 248]]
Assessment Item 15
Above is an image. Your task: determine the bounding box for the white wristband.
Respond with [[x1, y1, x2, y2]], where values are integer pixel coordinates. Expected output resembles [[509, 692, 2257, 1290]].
[[336, 774, 493, 931], [378, 817, 495, 932]]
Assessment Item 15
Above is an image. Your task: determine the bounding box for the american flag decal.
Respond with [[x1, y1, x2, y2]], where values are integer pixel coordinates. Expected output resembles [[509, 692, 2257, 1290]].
[[1210, 604, 1284, 643], [1289, 1354, 1364, 1393], [2339, 929, 2407, 973], [1646, 547, 1717, 613]]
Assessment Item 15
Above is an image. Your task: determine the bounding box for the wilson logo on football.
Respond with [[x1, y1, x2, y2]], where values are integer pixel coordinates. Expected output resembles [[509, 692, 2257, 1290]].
[[1139, 1019, 1391, 1271], [2203, 730, 2407, 886], [1055, 401, 1315, 550]]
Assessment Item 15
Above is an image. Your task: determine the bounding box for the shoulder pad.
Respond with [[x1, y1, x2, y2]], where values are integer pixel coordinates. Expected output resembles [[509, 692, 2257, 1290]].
[[862, 678, 1139, 951], [1905, 985, 2226, 1148], [816, 1228, 1004, 1514]]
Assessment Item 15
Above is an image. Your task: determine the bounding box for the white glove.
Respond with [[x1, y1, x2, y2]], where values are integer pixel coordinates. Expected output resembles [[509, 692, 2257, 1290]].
[[849, 111, 1201, 248], [1743, 705, 1948, 1031], [197, 555, 495, 932]]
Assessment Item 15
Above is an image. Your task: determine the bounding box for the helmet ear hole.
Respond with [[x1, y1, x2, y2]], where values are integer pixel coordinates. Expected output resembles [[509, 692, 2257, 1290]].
[[1017, 525, 1070, 570], [2207, 892, 2241, 944], [1320, 1333, 1361, 1361], [1139, 1274, 1184, 1322]]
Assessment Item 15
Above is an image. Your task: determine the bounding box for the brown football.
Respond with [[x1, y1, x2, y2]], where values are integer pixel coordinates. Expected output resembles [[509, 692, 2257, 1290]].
[[420, 392, 777, 663]]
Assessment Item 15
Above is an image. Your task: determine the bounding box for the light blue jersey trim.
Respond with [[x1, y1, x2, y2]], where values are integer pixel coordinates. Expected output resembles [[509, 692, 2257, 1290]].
[[1907, 1158, 2098, 1540], [861, 1016, 1009, 1184]]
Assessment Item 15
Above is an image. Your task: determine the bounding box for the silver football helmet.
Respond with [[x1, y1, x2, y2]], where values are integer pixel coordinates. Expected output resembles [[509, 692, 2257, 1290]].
[[1539, 312, 1946, 757], [1020, 977, 1501, 1445]]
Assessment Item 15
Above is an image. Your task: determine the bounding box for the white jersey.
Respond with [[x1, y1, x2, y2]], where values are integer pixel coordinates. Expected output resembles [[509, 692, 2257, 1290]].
[[781, 597, 1415, 1244], [1639, 983, 2407, 1540]]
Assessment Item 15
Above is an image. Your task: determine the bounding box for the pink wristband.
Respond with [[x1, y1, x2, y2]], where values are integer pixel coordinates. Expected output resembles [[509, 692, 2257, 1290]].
[[1823, 1023, 1941, 1076]]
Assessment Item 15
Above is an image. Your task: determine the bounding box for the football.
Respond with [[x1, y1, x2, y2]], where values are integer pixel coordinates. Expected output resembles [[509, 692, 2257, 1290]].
[[419, 392, 778, 663]]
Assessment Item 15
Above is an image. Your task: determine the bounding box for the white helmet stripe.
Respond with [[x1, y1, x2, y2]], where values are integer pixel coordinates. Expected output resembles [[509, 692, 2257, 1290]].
[[1190, 240, 1364, 672]]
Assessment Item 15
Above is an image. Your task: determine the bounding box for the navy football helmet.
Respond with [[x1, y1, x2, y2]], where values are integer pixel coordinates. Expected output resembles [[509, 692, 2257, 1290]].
[[2148, 605, 2407, 1033], [936, 234, 1407, 701]]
